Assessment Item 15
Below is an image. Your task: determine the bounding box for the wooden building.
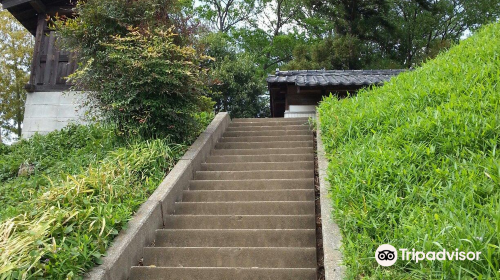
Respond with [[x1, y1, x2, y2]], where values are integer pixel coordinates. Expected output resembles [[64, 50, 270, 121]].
[[266, 69, 404, 118], [2, 0, 77, 92], [1, 0, 83, 138]]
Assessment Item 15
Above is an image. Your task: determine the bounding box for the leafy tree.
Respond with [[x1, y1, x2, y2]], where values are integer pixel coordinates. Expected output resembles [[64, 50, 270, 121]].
[[55, 0, 211, 141], [203, 33, 269, 118], [284, 35, 366, 70], [299, 0, 393, 69], [196, 0, 259, 32], [284, 0, 500, 69], [211, 53, 269, 117], [233, 28, 305, 73], [256, 0, 303, 70], [0, 9, 33, 141], [388, 0, 500, 67]]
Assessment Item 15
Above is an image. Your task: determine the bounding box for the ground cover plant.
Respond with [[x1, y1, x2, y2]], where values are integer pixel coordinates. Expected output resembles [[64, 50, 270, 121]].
[[0, 113, 213, 279], [318, 22, 500, 279]]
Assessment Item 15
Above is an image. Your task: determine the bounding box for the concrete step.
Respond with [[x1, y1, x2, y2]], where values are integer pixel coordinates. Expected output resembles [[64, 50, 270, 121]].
[[229, 121, 309, 127], [189, 179, 314, 190], [211, 147, 313, 156], [226, 125, 310, 132], [232, 117, 309, 123], [155, 229, 316, 247], [129, 267, 316, 280], [175, 201, 315, 215], [223, 130, 312, 137], [127, 117, 318, 280], [206, 154, 314, 163], [195, 170, 313, 180], [216, 141, 313, 149], [142, 247, 317, 268], [163, 215, 316, 229], [182, 190, 315, 202], [201, 162, 314, 171], [219, 135, 313, 143]]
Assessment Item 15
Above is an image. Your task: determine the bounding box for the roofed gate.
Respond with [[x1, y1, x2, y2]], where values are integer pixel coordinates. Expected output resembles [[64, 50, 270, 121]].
[[266, 69, 404, 118]]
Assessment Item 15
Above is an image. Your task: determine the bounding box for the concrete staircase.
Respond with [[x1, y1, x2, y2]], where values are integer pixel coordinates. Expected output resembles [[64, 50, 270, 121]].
[[129, 118, 317, 280]]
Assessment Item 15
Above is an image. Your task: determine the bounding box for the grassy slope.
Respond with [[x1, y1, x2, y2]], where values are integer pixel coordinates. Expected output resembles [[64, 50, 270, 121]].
[[319, 23, 499, 279], [0, 125, 124, 219], [0, 116, 212, 279]]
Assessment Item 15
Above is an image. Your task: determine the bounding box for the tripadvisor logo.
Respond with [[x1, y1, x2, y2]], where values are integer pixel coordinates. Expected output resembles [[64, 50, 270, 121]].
[[375, 244, 482, 267], [375, 244, 398, 266]]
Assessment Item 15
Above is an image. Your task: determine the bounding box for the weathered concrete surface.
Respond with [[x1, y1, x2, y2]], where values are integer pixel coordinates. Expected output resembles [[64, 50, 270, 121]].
[[219, 135, 313, 142], [22, 91, 88, 138], [163, 215, 316, 229], [128, 117, 318, 280], [84, 112, 230, 280], [174, 201, 315, 215], [148, 159, 193, 217], [129, 267, 317, 280], [181, 189, 314, 202], [226, 125, 310, 132], [232, 117, 309, 123], [206, 154, 314, 163], [154, 229, 316, 247], [223, 130, 312, 137], [194, 170, 313, 180], [205, 112, 232, 149], [200, 161, 314, 171], [188, 178, 314, 190], [229, 120, 308, 127], [211, 147, 313, 155], [215, 140, 313, 149], [88, 115, 321, 280], [316, 112, 345, 279], [142, 247, 316, 267]]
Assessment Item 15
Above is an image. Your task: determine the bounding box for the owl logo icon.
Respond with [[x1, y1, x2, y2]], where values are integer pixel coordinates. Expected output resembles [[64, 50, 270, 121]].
[[375, 244, 398, 266]]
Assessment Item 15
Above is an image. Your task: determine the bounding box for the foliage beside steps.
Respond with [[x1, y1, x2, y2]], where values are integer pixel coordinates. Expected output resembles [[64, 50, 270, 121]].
[[0, 114, 213, 279]]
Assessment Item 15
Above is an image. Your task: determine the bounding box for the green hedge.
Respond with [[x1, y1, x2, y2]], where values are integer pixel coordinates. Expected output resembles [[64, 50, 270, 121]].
[[318, 22, 499, 279]]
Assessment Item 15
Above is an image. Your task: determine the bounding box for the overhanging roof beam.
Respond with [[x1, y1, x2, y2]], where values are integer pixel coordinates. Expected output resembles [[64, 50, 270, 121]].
[[29, 0, 45, 13], [2, 0, 46, 13]]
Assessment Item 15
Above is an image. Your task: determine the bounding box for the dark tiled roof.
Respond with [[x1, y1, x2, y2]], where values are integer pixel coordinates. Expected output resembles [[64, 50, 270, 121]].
[[266, 69, 405, 87]]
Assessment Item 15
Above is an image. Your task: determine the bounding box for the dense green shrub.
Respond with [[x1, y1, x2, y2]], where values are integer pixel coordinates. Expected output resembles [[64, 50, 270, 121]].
[[0, 143, 8, 155], [319, 22, 499, 279], [203, 33, 270, 118], [55, 0, 212, 141]]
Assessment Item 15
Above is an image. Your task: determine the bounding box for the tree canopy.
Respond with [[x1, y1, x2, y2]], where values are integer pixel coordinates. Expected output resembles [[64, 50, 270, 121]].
[[194, 0, 500, 116], [0, 9, 33, 142], [195, 0, 500, 71]]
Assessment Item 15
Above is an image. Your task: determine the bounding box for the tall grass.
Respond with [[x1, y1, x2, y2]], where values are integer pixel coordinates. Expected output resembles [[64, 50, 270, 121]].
[[0, 125, 123, 221], [0, 113, 214, 279], [318, 22, 500, 279]]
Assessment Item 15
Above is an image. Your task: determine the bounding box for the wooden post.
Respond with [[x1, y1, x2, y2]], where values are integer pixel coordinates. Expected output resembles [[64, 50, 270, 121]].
[[43, 30, 56, 86], [27, 14, 45, 92]]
